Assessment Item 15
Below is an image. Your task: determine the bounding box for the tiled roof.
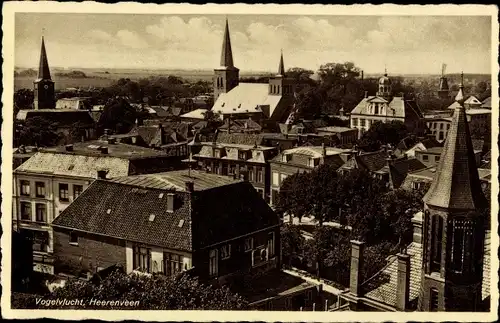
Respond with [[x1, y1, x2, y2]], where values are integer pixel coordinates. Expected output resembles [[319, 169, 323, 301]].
[[363, 242, 422, 308], [316, 126, 357, 133], [356, 151, 388, 172], [180, 108, 209, 120], [41, 140, 169, 159], [219, 118, 262, 133], [363, 230, 492, 307], [212, 83, 282, 118], [280, 146, 352, 159], [15, 152, 130, 178], [16, 109, 95, 126], [481, 96, 491, 109], [192, 181, 279, 248], [216, 132, 265, 146], [388, 158, 427, 189], [51, 180, 193, 251], [350, 96, 422, 120], [110, 170, 240, 191], [55, 98, 90, 110], [423, 101, 488, 209]]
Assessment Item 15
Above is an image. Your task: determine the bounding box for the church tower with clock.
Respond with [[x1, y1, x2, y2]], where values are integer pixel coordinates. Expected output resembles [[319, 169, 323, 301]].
[[33, 36, 56, 110]]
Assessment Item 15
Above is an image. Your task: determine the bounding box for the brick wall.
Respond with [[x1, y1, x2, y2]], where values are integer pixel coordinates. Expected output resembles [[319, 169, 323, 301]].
[[53, 228, 126, 276]]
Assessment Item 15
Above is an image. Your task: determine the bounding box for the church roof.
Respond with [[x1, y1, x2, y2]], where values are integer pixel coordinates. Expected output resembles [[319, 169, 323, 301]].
[[212, 83, 282, 118], [423, 85, 488, 210], [277, 51, 285, 76], [219, 19, 236, 69], [38, 36, 52, 80]]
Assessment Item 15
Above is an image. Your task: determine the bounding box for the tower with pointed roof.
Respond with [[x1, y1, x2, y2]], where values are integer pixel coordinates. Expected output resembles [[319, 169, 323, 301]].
[[268, 50, 297, 122], [213, 19, 239, 101], [418, 73, 488, 311], [33, 36, 55, 110]]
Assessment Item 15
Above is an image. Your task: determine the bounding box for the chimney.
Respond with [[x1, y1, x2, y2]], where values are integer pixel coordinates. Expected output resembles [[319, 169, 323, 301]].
[[364, 91, 368, 98], [396, 252, 411, 311], [65, 144, 74, 152], [349, 240, 365, 297], [166, 193, 175, 213], [100, 146, 108, 154], [97, 170, 107, 179], [411, 211, 423, 244], [361, 70, 364, 81], [103, 129, 110, 141], [322, 142, 326, 158], [185, 181, 194, 192]]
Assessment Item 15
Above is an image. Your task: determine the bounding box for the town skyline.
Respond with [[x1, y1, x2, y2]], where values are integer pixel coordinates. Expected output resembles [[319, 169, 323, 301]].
[[15, 13, 492, 74]]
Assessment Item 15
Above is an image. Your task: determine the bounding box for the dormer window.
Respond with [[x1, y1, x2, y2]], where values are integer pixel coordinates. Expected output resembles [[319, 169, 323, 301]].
[[214, 148, 221, 158], [282, 154, 291, 163], [239, 151, 248, 160]]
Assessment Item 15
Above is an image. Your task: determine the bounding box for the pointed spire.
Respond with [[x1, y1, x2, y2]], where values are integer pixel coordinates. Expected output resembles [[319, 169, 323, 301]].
[[455, 72, 465, 104], [384, 65, 388, 77], [423, 71, 487, 210], [38, 36, 52, 80], [277, 49, 285, 76], [220, 18, 234, 68]]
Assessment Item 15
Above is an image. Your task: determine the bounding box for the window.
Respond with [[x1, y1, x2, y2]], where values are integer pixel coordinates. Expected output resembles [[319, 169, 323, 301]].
[[352, 118, 358, 126], [35, 182, 45, 198], [272, 172, 280, 186], [32, 230, 49, 252], [256, 168, 263, 183], [228, 164, 236, 175], [439, 123, 443, 130], [59, 183, 69, 202], [20, 180, 30, 196], [239, 151, 248, 160], [73, 185, 83, 199], [268, 232, 275, 257], [209, 249, 218, 276], [435, 156, 440, 162], [285, 297, 292, 310], [422, 155, 429, 161], [35, 204, 47, 223], [249, 168, 254, 182], [244, 237, 254, 252], [221, 244, 231, 260], [374, 104, 379, 115], [430, 288, 439, 311], [69, 231, 78, 245], [412, 182, 422, 190], [360, 119, 366, 127], [447, 124, 450, 130], [438, 132, 444, 141], [133, 246, 151, 272], [430, 215, 443, 273], [280, 174, 288, 184], [163, 253, 183, 276], [20, 202, 31, 220], [214, 149, 221, 158]]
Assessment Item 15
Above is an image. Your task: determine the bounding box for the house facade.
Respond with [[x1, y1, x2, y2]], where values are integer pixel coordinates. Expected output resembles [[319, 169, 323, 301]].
[[51, 170, 281, 284], [269, 146, 354, 206], [12, 140, 181, 274], [192, 133, 278, 201], [350, 73, 425, 139]]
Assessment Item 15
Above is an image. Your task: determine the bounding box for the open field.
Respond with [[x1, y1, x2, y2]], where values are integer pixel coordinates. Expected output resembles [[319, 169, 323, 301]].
[[14, 68, 271, 91]]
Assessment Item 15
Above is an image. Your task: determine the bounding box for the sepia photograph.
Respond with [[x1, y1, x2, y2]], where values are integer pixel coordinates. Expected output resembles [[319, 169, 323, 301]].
[[1, 2, 498, 321]]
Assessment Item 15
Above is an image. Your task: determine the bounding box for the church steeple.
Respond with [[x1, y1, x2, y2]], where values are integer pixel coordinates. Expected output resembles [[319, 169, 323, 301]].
[[213, 19, 239, 101], [418, 71, 487, 312], [277, 49, 285, 77], [33, 35, 55, 110], [220, 18, 234, 68], [423, 73, 487, 210], [38, 36, 52, 80]]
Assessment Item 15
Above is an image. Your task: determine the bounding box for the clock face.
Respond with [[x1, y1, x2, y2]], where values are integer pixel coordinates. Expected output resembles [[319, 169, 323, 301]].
[[44, 85, 49, 90]]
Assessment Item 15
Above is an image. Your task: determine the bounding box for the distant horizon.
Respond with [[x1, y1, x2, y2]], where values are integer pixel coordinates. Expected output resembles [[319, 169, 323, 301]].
[[15, 14, 492, 75]]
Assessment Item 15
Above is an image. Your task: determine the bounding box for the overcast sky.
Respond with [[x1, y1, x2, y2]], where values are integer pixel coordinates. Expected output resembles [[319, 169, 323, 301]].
[[15, 13, 492, 74]]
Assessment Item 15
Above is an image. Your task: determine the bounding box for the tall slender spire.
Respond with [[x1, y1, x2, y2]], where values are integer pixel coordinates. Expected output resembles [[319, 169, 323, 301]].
[[277, 49, 285, 76], [38, 36, 51, 80], [423, 71, 487, 210], [219, 18, 234, 68]]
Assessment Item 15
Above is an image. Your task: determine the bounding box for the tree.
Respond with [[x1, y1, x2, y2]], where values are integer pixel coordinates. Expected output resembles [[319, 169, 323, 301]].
[[280, 224, 305, 267], [201, 109, 223, 133], [32, 269, 248, 310], [97, 98, 139, 135], [18, 116, 61, 147], [14, 89, 34, 111], [357, 120, 409, 152], [275, 172, 312, 221]]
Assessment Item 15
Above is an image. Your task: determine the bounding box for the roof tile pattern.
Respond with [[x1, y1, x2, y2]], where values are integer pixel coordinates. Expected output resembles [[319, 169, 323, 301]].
[[52, 180, 193, 251]]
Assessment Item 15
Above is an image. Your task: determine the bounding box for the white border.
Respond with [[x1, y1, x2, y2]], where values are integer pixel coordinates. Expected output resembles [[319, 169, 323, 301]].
[[2, 2, 499, 321]]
